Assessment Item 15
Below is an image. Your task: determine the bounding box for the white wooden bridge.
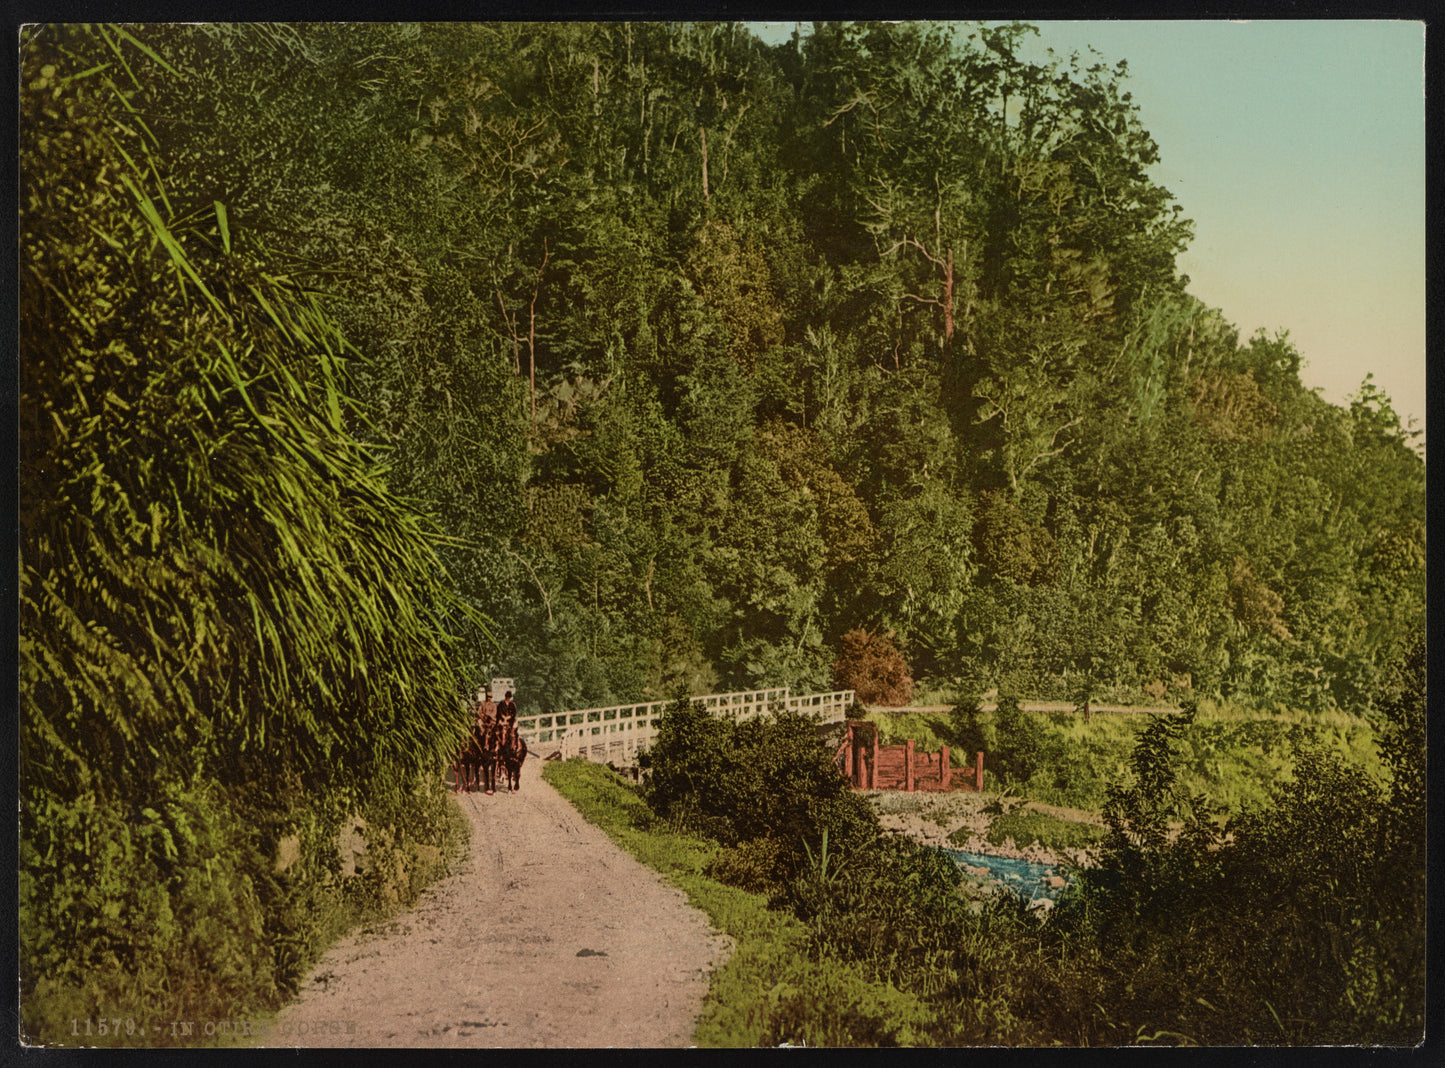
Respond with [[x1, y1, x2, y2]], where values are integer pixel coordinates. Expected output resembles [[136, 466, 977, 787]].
[[516, 687, 855, 766]]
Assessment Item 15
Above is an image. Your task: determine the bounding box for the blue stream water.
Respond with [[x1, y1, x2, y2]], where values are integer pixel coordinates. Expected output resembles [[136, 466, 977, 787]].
[[944, 849, 1069, 902]]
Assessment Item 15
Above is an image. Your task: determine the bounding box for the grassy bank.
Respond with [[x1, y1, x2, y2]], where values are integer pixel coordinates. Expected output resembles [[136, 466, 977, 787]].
[[543, 760, 937, 1046], [981, 809, 1107, 853], [864, 702, 1379, 815]]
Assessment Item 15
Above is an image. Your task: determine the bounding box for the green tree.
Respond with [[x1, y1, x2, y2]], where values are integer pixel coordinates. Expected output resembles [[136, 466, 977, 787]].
[[975, 491, 1058, 586]]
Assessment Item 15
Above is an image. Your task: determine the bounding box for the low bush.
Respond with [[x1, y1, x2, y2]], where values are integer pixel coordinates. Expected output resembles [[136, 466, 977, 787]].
[[19, 782, 272, 1045], [949, 696, 1065, 789], [639, 697, 879, 886], [1064, 641, 1426, 1045], [705, 838, 792, 898], [753, 959, 935, 1047]]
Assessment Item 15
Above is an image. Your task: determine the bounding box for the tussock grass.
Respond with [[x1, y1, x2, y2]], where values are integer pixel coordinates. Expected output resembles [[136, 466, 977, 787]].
[[983, 809, 1106, 852], [19, 27, 481, 1048]]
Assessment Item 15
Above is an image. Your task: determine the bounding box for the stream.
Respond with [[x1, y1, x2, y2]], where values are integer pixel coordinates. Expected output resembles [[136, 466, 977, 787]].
[[944, 849, 1071, 902]]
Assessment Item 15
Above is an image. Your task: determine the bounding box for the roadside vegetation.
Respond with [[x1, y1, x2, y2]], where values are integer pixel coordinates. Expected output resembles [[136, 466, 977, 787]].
[[19, 29, 474, 1045], [551, 639, 1424, 1046], [544, 757, 937, 1046]]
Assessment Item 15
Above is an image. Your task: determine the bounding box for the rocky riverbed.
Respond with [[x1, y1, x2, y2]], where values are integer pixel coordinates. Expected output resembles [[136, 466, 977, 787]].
[[866, 790, 1103, 870]]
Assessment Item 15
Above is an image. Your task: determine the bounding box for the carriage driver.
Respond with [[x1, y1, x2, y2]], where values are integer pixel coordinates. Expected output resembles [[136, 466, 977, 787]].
[[497, 690, 517, 728], [477, 687, 498, 728]]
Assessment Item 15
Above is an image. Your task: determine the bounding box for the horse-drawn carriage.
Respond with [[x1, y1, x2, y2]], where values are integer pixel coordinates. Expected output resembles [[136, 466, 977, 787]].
[[453, 679, 528, 795]]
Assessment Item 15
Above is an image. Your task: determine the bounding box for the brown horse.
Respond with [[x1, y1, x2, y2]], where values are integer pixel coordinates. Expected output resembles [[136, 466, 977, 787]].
[[476, 716, 501, 795], [498, 722, 528, 792], [454, 721, 483, 792]]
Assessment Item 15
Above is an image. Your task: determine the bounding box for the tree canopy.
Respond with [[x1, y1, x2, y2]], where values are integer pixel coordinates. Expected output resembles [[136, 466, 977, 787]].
[[24, 19, 1423, 722]]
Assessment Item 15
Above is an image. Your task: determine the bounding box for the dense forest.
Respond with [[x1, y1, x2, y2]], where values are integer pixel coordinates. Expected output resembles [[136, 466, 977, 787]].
[[113, 20, 1432, 712], [19, 21, 1424, 1044], [28, 21, 1424, 712]]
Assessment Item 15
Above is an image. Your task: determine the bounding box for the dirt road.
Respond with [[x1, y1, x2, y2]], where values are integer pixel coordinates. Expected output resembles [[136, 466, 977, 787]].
[[259, 757, 732, 1048]]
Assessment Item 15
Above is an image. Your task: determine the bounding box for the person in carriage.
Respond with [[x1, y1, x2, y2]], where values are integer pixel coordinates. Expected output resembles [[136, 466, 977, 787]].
[[494, 689, 526, 791], [455, 687, 523, 794]]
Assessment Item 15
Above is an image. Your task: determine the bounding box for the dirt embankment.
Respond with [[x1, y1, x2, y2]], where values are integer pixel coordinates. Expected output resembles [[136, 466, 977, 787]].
[[258, 758, 731, 1048]]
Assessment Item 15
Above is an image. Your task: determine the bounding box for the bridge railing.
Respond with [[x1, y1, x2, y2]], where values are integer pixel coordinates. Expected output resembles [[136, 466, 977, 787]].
[[517, 686, 855, 765], [783, 689, 855, 720]]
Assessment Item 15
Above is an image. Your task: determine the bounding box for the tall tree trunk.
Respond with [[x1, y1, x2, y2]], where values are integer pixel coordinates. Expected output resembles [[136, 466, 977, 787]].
[[700, 124, 710, 211], [496, 286, 521, 374], [526, 240, 550, 423], [943, 246, 955, 341], [527, 314, 536, 422]]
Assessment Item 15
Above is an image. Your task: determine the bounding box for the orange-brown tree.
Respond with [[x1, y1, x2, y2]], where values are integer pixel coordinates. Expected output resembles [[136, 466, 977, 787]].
[[832, 628, 914, 706]]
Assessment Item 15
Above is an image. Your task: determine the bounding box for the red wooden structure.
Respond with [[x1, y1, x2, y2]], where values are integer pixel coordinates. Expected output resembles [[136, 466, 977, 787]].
[[835, 720, 983, 792]]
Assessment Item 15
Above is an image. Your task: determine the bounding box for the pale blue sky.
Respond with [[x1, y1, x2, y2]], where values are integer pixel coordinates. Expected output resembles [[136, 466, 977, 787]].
[[752, 20, 1427, 437]]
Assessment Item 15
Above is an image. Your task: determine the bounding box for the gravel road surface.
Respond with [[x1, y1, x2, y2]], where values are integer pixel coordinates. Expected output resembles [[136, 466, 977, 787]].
[[260, 756, 731, 1048]]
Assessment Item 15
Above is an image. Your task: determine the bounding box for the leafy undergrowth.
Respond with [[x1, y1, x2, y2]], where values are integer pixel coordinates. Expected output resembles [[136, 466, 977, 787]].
[[21, 770, 470, 1049], [545, 640, 1426, 1048], [542, 759, 935, 1046]]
